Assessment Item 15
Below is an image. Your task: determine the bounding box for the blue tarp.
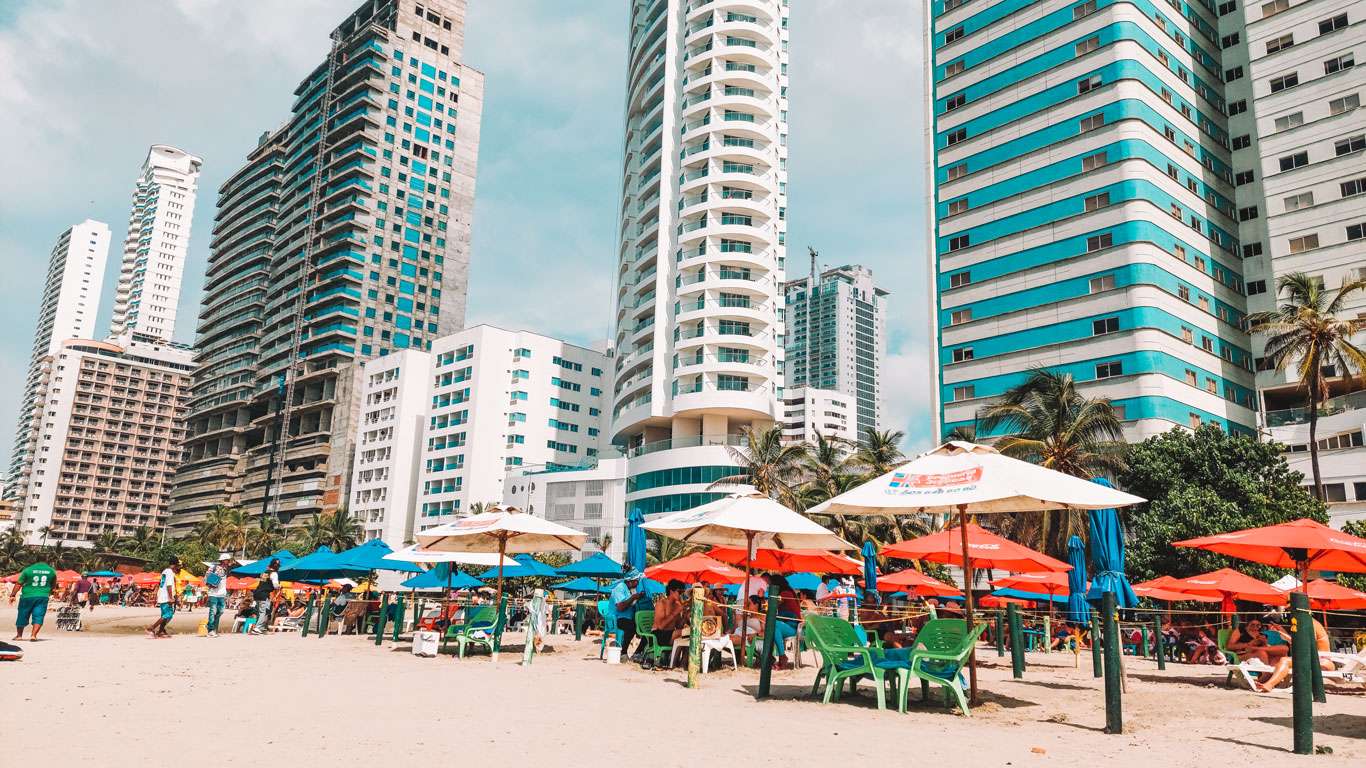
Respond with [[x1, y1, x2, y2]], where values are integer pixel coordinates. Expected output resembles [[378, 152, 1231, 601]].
[[993, 587, 1068, 604], [1085, 478, 1139, 608], [1066, 535, 1090, 623]]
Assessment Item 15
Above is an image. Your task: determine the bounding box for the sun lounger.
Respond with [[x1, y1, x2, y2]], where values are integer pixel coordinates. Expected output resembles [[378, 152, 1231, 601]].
[[1320, 651, 1366, 686], [269, 613, 306, 633]]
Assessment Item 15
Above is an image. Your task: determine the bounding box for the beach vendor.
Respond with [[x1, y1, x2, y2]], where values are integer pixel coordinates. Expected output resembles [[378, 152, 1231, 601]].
[[11, 557, 58, 642], [609, 569, 648, 657], [146, 557, 181, 639]]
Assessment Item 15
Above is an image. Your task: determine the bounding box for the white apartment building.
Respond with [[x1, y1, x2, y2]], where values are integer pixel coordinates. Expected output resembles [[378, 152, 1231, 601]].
[[349, 325, 612, 542], [7, 220, 111, 499], [110, 144, 203, 344], [781, 386, 857, 445], [502, 455, 629, 562], [612, 0, 789, 519], [1223, 0, 1366, 523]]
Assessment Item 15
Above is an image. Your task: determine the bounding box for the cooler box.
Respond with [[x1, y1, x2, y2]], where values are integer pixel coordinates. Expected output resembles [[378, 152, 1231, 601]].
[[412, 630, 440, 657]]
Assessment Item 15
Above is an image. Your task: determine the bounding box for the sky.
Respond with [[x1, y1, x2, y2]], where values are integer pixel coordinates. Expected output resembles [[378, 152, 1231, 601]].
[[0, 0, 931, 460]]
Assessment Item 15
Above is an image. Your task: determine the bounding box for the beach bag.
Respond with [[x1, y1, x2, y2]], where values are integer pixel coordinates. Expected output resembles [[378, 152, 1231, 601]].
[[205, 569, 223, 588]]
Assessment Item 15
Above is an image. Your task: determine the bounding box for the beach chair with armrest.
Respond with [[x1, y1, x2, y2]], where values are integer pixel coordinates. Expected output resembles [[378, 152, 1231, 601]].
[[877, 619, 988, 715], [633, 610, 671, 666], [804, 613, 891, 709], [454, 605, 498, 658], [1320, 650, 1366, 686]]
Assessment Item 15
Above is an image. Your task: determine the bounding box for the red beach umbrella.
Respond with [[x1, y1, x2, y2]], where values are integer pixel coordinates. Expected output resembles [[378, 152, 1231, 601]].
[[873, 568, 961, 598], [707, 546, 862, 575], [644, 553, 746, 586], [1174, 518, 1366, 589], [882, 522, 1072, 573]]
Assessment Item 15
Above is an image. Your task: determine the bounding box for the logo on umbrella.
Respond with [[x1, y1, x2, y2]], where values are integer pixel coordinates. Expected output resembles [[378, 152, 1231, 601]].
[[887, 467, 982, 495]]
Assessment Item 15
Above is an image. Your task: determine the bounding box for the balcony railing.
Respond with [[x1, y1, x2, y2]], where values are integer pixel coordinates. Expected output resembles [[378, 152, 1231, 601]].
[[1264, 390, 1366, 427]]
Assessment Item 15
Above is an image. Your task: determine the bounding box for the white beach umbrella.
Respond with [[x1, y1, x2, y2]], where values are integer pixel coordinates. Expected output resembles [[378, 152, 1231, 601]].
[[382, 544, 517, 567]]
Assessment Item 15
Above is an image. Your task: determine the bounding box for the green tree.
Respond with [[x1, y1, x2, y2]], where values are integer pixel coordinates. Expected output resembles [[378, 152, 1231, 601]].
[[246, 516, 287, 558], [1246, 272, 1366, 499], [850, 427, 906, 480], [1340, 520, 1366, 592], [91, 531, 121, 555], [796, 431, 857, 506], [0, 528, 31, 572], [290, 513, 330, 553], [707, 425, 806, 507], [1119, 425, 1327, 583], [943, 425, 976, 443], [321, 507, 363, 552], [121, 525, 161, 556], [645, 532, 703, 566]]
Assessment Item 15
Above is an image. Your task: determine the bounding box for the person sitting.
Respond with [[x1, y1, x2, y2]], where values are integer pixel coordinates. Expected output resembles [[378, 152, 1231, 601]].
[[1185, 627, 1222, 664], [1228, 617, 1288, 666], [729, 594, 766, 651], [1050, 621, 1075, 651], [1250, 615, 1333, 692], [652, 579, 688, 648], [769, 575, 800, 668]]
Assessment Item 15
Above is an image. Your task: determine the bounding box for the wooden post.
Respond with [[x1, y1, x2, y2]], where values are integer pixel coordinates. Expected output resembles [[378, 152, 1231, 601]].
[[373, 594, 388, 646], [317, 592, 331, 638], [492, 593, 509, 662], [1007, 602, 1025, 679], [1043, 616, 1051, 655], [1091, 608, 1103, 678], [1153, 614, 1166, 670], [391, 594, 405, 642], [956, 503, 978, 705], [688, 586, 703, 690], [995, 609, 1005, 657], [1290, 590, 1314, 754], [1102, 591, 1122, 734], [301, 593, 315, 638], [574, 601, 584, 641], [1140, 624, 1149, 659], [756, 586, 779, 699]]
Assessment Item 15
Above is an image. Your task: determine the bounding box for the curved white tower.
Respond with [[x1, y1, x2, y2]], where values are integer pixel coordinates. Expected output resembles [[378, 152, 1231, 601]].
[[613, 0, 788, 517]]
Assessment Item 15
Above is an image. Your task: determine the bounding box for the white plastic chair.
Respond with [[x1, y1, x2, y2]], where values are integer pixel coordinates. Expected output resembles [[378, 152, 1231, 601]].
[[670, 634, 738, 673]]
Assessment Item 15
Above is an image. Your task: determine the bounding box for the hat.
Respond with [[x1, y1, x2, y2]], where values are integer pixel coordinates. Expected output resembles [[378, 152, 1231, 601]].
[[622, 568, 643, 581], [218, 553, 232, 561]]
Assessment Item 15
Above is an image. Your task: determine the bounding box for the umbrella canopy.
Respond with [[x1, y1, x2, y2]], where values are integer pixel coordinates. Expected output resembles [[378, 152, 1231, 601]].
[[1174, 518, 1366, 586], [1085, 478, 1138, 609], [401, 569, 482, 590], [1131, 576, 1220, 603], [642, 494, 852, 552], [1172, 568, 1287, 613], [786, 572, 825, 592], [806, 441, 1145, 517], [55, 570, 82, 587], [556, 552, 624, 579], [882, 522, 1072, 573], [231, 550, 296, 576], [383, 544, 516, 567], [479, 554, 560, 579], [862, 541, 879, 593], [645, 553, 746, 585], [993, 587, 1068, 604], [626, 507, 647, 573], [225, 577, 257, 591], [990, 571, 1070, 593], [872, 568, 960, 597], [1303, 579, 1366, 610], [277, 546, 361, 581], [552, 577, 610, 593], [331, 539, 423, 574], [85, 570, 123, 578], [1065, 535, 1089, 623], [706, 546, 862, 575]]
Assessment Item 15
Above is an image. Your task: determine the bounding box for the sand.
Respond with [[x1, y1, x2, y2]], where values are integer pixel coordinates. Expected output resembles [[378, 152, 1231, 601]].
[[2, 604, 1363, 766]]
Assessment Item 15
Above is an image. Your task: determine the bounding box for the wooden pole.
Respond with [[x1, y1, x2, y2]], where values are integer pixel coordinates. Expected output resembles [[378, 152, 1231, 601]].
[[1102, 591, 1122, 734], [1007, 602, 1024, 678], [301, 593, 315, 637], [391, 594, 405, 642], [1153, 614, 1166, 670], [373, 593, 388, 646], [1289, 590, 1314, 754], [1091, 608, 1103, 678], [756, 585, 779, 699], [956, 503, 978, 705], [493, 536, 507, 662], [995, 609, 1005, 657], [317, 591, 331, 638], [687, 585, 703, 689], [574, 601, 584, 641]]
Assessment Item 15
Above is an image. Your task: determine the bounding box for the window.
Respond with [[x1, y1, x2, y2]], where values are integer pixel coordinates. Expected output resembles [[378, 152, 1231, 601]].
[[945, 93, 966, 111], [1095, 361, 1123, 378], [1339, 177, 1366, 198], [1324, 483, 1347, 503], [952, 347, 975, 363], [949, 270, 971, 288], [1076, 36, 1100, 56], [1228, 100, 1248, 115], [945, 0, 966, 9], [1074, 1, 1097, 19], [950, 308, 972, 325], [1078, 75, 1102, 94], [946, 163, 968, 180], [1284, 192, 1314, 211], [946, 128, 967, 146], [1171, 203, 1184, 219], [1080, 113, 1105, 131], [1337, 135, 1366, 156], [1206, 378, 1219, 394], [1089, 274, 1116, 293], [949, 234, 970, 251], [1218, 0, 1238, 14], [1324, 54, 1355, 75], [947, 198, 970, 216], [1288, 234, 1319, 253], [1243, 241, 1263, 258], [1179, 284, 1191, 301], [1348, 222, 1366, 241], [1266, 34, 1294, 54], [1235, 170, 1255, 185], [1319, 14, 1348, 34], [1086, 233, 1113, 251], [952, 385, 976, 401], [1084, 192, 1110, 211], [1232, 134, 1251, 150], [1167, 163, 1180, 180], [1182, 326, 1194, 343], [1222, 33, 1241, 49], [1274, 112, 1304, 131], [1186, 369, 1198, 386], [1330, 94, 1361, 114], [945, 59, 965, 77], [1174, 244, 1186, 260], [1198, 296, 1210, 312], [1269, 73, 1299, 92], [1202, 336, 1214, 352], [1238, 206, 1259, 221], [1262, 0, 1288, 18], [1247, 279, 1267, 295], [1225, 66, 1244, 82], [1165, 126, 1178, 142], [1279, 151, 1309, 171], [1093, 316, 1120, 335], [945, 26, 965, 43]]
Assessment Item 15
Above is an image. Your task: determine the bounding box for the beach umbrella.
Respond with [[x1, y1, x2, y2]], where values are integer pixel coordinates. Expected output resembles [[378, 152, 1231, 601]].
[[786, 573, 825, 592], [481, 554, 561, 579], [1084, 478, 1138, 609], [862, 541, 879, 593], [883, 523, 1072, 573], [871, 568, 960, 598], [706, 546, 861, 575], [1303, 579, 1366, 611], [414, 505, 587, 609], [331, 539, 423, 574], [626, 508, 647, 573], [645, 553, 746, 585], [980, 594, 1035, 608], [552, 577, 609, 594], [86, 570, 123, 578], [1170, 568, 1287, 620], [232, 550, 296, 576], [277, 546, 359, 581], [991, 571, 1071, 619], [402, 569, 482, 590], [383, 544, 516, 567], [993, 587, 1067, 604], [557, 552, 625, 578], [1130, 576, 1220, 603], [1065, 535, 1089, 623], [1174, 518, 1366, 590]]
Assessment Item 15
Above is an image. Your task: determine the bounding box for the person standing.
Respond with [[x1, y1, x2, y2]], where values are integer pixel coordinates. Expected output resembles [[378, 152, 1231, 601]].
[[10, 558, 58, 641], [73, 574, 94, 611], [145, 557, 181, 638], [249, 559, 281, 635], [204, 553, 231, 637]]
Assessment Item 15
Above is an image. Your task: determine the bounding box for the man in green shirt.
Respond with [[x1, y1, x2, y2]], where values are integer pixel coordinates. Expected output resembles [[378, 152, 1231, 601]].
[[10, 559, 58, 641]]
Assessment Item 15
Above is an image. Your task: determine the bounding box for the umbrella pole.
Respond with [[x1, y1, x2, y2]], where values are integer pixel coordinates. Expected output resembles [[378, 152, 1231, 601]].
[[957, 503, 978, 706], [740, 531, 754, 667], [493, 535, 507, 662]]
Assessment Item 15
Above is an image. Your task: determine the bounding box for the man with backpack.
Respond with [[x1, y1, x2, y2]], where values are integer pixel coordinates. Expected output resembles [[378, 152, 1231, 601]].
[[204, 553, 231, 637], [249, 559, 281, 635]]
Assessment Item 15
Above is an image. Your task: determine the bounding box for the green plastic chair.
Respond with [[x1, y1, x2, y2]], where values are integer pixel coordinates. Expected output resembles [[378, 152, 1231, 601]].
[[875, 619, 988, 716], [633, 610, 671, 665], [454, 605, 498, 658], [804, 613, 891, 709]]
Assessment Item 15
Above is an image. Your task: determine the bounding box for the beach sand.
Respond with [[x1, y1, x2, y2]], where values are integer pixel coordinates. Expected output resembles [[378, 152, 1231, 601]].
[[2, 604, 1363, 766]]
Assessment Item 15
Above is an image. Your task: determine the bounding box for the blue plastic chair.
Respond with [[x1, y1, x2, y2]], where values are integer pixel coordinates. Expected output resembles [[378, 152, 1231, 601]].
[[598, 599, 625, 659]]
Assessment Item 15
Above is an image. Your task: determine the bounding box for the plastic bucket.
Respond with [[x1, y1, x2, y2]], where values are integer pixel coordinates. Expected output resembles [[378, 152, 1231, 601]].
[[197, 620, 208, 636], [606, 644, 622, 664]]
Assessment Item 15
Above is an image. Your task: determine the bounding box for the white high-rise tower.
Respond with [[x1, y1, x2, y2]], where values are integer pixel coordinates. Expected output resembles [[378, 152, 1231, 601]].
[[612, 0, 789, 517], [110, 144, 202, 343]]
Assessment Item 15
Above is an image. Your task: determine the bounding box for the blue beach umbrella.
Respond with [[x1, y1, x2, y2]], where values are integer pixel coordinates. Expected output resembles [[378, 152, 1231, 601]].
[[277, 546, 356, 581], [861, 541, 878, 593], [476, 554, 559, 579], [556, 552, 625, 579], [1065, 535, 1090, 623], [402, 568, 482, 590], [551, 577, 607, 593], [787, 572, 824, 592], [1085, 477, 1138, 609], [992, 587, 1068, 604], [627, 508, 647, 573], [332, 539, 423, 574], [231, 550, 296, 576], [86, 570, 123, 578]]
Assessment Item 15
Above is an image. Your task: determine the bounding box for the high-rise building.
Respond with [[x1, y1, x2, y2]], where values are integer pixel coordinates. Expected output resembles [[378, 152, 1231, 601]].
[[784, 264, 888, 437], [1223, 0, 1365, 524], [11, 338, 194, 546], [612, 0, 789, 517], [110, 145, 203, 344], [349, 326, 611, 545], [169, 0, 483, 532], [502, 456, 630, 563], [928, 0, 1260, 444], [780, 386, 857, 444], [6, 220, 111, 503]]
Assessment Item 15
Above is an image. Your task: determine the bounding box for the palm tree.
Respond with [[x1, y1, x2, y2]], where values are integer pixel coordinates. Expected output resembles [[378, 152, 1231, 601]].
[[72, 548, 103, 574], [0, 528, 30, 572], [36, 525, 53, 547], [468, 501, 493, 515], [322, 508, 363, 552], [850, 428, 906, 480], [798, 431, 856, 504], [977, 367, 1126, 556], [291, 513, 330, 553], [91, 531, 120, 555], [1247, 272, 1366, 499], [944, 425, 976, 443], [706, 425, 806, 507], [645, 533, 703, 566], [598, 533, 613, 554], [121, 525, 161, 556], [246, 516, 286, 558], [218, 508, 252, 556]]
